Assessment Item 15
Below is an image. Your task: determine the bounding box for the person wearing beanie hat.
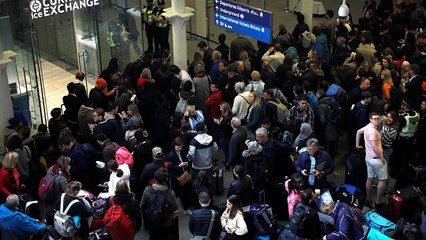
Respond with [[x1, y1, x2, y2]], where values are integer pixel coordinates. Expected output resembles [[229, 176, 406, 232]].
[[89, 78, 109, 110], [188, 120, 218, 179], [96, 78, 107, 90]]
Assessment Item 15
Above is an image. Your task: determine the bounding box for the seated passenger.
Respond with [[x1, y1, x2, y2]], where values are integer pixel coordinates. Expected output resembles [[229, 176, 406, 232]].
[[0, 194, 45, 240]]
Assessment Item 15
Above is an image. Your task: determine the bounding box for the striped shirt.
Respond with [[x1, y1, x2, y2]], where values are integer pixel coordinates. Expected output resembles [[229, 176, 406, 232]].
[[380, 125, 398, 148]]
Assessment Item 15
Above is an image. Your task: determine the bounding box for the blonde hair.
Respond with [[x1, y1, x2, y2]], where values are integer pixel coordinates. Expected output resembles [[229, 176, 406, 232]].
[[140, 68, 152, 79], [239, 51, 251, 71], [320, 199, 335, 213], [251, 71, 261, 81], [2, 151, 18, 169], [249, 91, 261, 106], [128, 104, 143, 123], [186, 105, 196, 112], [381, 69, 393, 83]]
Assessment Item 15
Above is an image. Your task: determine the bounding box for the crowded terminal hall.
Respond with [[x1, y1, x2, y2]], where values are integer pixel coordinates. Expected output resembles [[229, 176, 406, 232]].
[[1, 0, 426, 239]]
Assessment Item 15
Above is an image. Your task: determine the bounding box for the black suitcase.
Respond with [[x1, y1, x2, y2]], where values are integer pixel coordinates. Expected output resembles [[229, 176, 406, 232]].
[[270, 178, 289, 220], [345, 151, 367, 194], [397, 186, 422, 202], [211, 168, 224, 195]]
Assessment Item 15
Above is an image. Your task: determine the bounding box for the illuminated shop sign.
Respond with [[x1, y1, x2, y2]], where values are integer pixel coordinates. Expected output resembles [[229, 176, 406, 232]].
[[29, 0, 100, 19]]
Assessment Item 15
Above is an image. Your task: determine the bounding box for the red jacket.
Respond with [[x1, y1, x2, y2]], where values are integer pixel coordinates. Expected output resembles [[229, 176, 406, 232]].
[[204, 90, 223, 119], [0, 167, 20, 199]]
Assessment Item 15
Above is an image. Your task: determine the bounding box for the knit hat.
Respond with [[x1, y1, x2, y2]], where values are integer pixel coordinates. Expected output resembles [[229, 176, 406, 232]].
[[96, 78, 107, 89]]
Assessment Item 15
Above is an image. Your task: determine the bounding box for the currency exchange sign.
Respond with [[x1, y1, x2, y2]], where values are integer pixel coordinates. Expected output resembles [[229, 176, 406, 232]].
[[213, 0, 272, 43]]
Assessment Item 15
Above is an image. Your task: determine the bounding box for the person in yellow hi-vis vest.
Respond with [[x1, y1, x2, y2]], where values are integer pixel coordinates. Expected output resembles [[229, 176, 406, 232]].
[[154, 0, 170, 57], [142, 0, 159, 54]]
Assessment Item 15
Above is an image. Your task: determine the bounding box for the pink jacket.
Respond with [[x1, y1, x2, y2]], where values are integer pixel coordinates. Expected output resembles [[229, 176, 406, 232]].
[[285, 179, 302, 218]]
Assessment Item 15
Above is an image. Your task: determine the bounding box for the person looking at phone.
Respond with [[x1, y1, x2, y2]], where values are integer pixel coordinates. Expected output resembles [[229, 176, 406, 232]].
[[295, 138, 334, 190]]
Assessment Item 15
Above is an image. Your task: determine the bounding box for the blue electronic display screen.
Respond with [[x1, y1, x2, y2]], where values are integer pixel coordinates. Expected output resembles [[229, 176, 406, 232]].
[[213, 0, 272, 44]]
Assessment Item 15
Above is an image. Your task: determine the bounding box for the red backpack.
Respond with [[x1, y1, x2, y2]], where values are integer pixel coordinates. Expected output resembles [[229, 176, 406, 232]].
[[38, 174, 58, 203], [102, 197, 135, 240], [115, 147, 134, 168]]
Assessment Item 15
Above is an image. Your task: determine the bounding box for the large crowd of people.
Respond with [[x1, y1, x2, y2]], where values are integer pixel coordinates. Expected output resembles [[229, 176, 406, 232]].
[[2, 0, 426, 239]]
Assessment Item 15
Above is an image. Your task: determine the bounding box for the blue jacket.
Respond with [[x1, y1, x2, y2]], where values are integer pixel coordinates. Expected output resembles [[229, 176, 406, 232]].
[[326, 202, 366, 240], [0, 204, 45, 238], [295, 149, 334, 188]]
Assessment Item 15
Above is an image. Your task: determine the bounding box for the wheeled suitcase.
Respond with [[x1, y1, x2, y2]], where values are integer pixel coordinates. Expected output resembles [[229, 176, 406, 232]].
[[211, 168, 224, 195], [270, 178, 289, 220], [249, 191, 275, 239], [386, 194, 406, 223]]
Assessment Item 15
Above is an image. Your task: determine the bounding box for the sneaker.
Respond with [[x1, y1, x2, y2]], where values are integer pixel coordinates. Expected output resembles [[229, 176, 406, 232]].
[[183, 209, 192, 216]]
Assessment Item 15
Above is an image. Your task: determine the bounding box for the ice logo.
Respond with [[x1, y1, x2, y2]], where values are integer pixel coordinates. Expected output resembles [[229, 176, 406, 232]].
[[30, 0, 42, 13]]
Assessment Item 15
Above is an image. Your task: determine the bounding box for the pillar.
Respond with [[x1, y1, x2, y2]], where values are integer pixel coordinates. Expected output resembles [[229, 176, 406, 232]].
[[0, 38, 16, 149], [300, 0, 313, 30], [162, 0, 194, 71], [195, 0, 207, 38]]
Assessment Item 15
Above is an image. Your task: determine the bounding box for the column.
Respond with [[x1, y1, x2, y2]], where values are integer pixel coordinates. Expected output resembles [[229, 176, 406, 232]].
[[0, 39, 16, 149], [195, 0, 207, 38], [300, 0, 313, 30], [162, 0, 194, 71]]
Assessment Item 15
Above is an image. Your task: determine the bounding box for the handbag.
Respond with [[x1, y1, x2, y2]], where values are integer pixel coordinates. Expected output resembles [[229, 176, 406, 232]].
[[177, 169, 191, 186], [176, 152, 192, 186]]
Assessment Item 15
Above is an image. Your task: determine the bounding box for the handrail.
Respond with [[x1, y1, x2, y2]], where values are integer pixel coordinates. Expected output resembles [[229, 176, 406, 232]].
[[186, 31, 219, 45]]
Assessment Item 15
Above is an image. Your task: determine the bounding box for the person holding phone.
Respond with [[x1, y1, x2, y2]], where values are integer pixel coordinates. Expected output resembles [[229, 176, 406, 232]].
[[295, 138, 334, 190]]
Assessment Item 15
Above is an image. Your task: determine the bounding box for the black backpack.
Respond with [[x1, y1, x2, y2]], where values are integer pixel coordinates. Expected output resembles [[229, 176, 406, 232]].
[[290, 203, 310, 235], [144, 186, 172, 228]]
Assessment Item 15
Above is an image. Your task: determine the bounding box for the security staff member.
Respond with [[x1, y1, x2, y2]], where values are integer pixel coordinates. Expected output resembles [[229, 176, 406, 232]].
[[154, 0, 170, 57], [142, 0, 159, 53], [395, 99, 420, 175]]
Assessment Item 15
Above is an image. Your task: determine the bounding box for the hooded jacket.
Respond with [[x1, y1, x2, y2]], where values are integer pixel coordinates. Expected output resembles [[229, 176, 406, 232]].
[[326, 202, 366, 240], [0, 204, 45, 238], [188, 133, 218, 170]]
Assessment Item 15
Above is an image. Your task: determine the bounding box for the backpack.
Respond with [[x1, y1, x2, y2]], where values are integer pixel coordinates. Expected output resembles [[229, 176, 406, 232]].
[[290, 203, 310, 235], [115, 146, 134, 169], [326, 84, 349, 112], [306, 91, 318, 107], [102, 197, 135, 240], [335, 184, 365, 209], [389, 83, 403, 111], [54, 193, 80, 237], [38, 174, 59, 203], [175, 93, 192, 115], [252, 204, 274, 236], [269, 99, 289, 125], [327, 98, 345, 131], [144, 186, 172, 228], [365, 210, 397, 237]]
